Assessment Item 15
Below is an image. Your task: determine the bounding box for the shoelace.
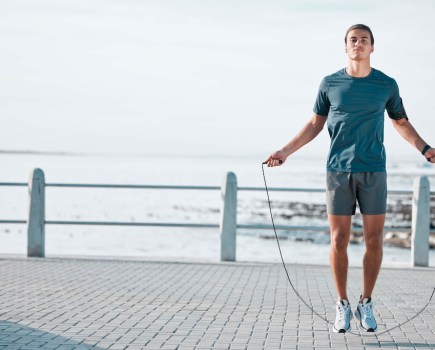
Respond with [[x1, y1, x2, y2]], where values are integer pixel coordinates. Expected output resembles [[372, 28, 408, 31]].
[[361, 302, 374, 320], [337, 302, 348, 320], [337, 305, 345, 319]]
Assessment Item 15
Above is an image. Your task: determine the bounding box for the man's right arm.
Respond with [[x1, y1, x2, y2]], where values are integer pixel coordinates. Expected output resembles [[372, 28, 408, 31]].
[[391, 117, 435, 162], [265, 113, 327, 167]]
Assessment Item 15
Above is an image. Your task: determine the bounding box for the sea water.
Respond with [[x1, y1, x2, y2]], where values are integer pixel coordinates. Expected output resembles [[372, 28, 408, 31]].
[[1, 152, 435, 267]]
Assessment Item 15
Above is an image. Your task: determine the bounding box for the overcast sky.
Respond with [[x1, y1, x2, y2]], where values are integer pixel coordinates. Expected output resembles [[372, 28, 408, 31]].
[[1, 0, 434, 159]]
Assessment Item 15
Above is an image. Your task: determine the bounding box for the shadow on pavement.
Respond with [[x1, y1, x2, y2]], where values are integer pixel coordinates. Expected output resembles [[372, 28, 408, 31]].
[[0, 320, 106, 349], [366, 342, 435, 348]]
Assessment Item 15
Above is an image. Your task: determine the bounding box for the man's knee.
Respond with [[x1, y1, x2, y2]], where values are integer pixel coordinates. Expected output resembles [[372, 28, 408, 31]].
[[330, 231, 350, 252], [364, 233, 383, 251]]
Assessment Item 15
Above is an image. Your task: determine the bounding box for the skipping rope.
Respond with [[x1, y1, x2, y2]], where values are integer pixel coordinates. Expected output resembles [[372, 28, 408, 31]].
[[261, 162, 435, 336]]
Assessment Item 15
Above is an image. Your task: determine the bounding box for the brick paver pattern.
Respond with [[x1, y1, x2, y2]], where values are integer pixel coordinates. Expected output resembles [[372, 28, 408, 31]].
[[0, 257, 434, 349]]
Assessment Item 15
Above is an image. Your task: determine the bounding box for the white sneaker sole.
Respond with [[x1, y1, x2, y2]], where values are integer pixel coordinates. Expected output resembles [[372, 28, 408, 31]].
[[333, 324, 351, 333], [333, 312, 353, 333]]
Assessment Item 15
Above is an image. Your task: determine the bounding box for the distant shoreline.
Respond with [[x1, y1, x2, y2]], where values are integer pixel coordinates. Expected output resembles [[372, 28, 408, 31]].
[[1, 150, 433, 163], [0, 150, 273, 159], [0, 150, 79, 156]]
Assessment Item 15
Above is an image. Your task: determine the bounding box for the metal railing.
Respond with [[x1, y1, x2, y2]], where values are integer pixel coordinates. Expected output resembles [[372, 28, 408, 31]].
[[0, 168, 432, 266]]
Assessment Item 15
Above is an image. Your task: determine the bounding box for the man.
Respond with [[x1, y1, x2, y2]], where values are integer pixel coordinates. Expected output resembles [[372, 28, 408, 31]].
[[265, 24, 435, 333]]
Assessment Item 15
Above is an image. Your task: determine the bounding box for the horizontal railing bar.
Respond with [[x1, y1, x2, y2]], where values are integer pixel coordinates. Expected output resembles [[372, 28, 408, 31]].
[[239, 186, 324, 193], [45, 220, 219, 228], [0, 183, 27, 187], [238, 224, 330, 230], [237, 224, 413, 232], [239, 186, 416, 195], [0, 182, 430, 195], [388, 190, 415, 195], [3, 219, 433, 233], [45, 184, 220, 190], [0, 220, 27, 224]]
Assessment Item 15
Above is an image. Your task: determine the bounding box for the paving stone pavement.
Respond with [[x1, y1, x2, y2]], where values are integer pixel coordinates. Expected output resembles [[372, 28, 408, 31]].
[[0, 256, 434, 350]]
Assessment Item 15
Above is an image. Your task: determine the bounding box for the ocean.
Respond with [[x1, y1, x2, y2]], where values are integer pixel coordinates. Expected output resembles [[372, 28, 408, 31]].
[[1, 152, 435, 267]]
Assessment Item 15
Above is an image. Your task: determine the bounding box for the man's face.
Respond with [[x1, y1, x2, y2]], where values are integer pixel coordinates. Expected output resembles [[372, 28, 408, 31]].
[[345, 29, 374, 61]]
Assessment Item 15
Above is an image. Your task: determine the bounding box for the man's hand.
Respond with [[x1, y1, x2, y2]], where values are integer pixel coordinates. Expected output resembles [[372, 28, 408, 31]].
[[424, 147, 435, 163], [264, 150, 287, 167]]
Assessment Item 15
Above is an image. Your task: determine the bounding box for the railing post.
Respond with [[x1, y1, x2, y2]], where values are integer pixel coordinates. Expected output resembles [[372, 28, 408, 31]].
[[220, 172, 237, 262], [27, 168, 45, 257], [411, 176, 430, 267]]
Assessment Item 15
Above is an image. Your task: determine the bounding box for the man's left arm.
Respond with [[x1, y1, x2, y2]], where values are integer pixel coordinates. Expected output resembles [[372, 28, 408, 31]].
[[391, 118, 435, 162]]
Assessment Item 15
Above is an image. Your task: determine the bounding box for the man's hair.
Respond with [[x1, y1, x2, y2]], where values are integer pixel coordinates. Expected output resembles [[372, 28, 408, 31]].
[[345, 24, 374, 45]]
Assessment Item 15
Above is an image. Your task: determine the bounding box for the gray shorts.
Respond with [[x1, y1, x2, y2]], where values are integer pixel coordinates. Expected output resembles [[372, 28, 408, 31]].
[[326, 172, 387, 215]]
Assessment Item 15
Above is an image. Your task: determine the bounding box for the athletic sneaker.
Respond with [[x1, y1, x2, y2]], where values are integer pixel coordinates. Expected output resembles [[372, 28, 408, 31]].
[[355, 297, 377, 332], [333, 299, 353, 333]]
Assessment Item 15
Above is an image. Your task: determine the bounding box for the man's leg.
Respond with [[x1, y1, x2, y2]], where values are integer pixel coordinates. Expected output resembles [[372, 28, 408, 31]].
[[328, 214, 352, 301], [361, 214, 385, 299], [354, 214, 385, 332]]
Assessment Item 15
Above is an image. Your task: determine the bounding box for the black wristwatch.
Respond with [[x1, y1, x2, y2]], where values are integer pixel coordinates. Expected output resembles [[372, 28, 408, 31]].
[[421, 144, 431, 161]]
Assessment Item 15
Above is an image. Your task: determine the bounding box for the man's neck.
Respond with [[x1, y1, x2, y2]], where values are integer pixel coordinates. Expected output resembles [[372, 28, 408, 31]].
[[346, 60, 372, 78]]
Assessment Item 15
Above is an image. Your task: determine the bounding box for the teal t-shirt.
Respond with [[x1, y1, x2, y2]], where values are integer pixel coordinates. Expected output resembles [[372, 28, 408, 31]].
[[314, 68, 407, 172]]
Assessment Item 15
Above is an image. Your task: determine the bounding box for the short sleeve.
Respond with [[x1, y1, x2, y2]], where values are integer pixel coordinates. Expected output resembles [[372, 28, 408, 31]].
[[386, 79, 408, 120], [313, 77, 330, 117]]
